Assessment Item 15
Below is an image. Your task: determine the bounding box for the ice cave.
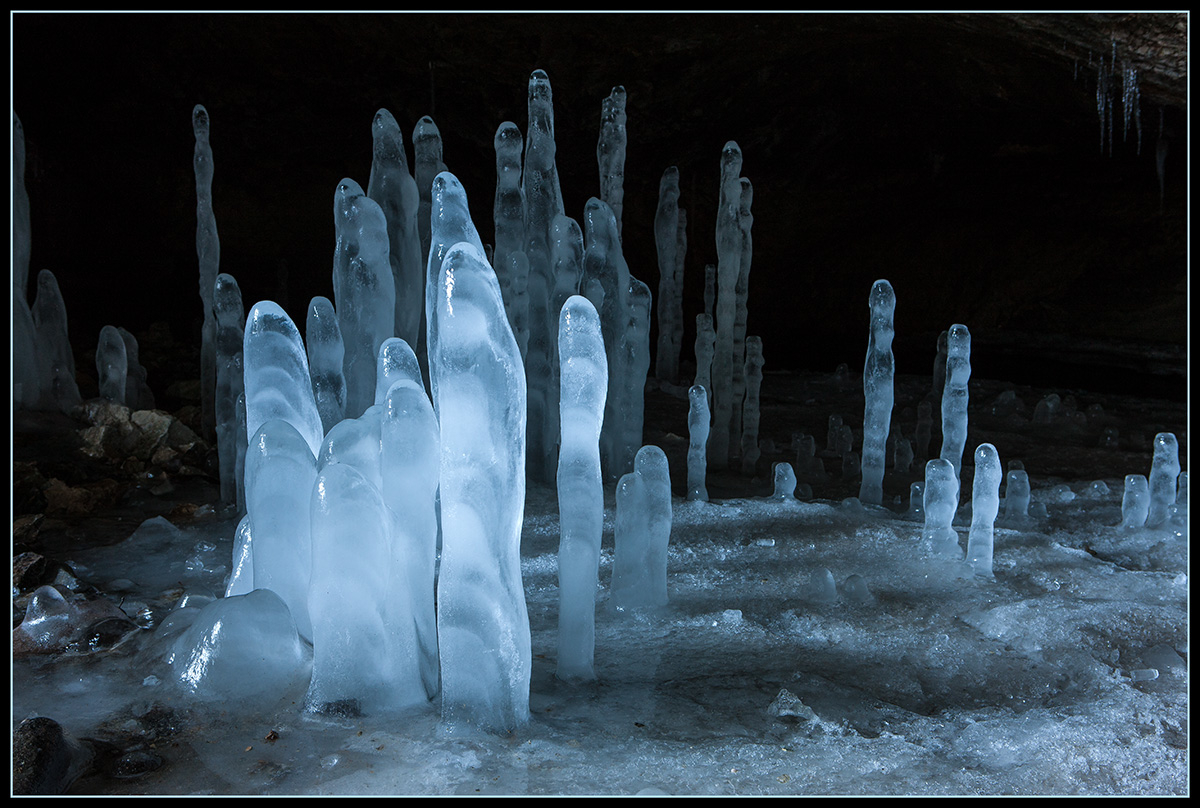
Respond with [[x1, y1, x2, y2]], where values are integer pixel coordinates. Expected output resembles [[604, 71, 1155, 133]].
[[10, 11, 1189, 797]]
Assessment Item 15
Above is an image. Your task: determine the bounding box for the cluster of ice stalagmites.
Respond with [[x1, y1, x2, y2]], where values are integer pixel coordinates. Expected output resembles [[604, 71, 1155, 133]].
[[555, 296, 607, 683], [859, 279, 896, 505]]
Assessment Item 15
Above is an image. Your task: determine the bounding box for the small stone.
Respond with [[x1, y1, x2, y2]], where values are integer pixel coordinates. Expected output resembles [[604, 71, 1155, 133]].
[[767, 688, 817, 723]]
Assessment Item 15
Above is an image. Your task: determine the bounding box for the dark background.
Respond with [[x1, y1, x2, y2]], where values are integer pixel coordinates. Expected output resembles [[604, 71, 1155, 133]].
[[11, 12, 1188, 402]]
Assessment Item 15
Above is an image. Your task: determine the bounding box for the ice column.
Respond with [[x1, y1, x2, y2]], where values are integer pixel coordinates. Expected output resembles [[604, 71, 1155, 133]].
[[246, 419, 317, 642], [193, 104, 220, 441], [431, 241, 530, 732], [613, 446, 672, 611], [1146, 432, 1180, 527], [597, 85, 627, 237], [96, 326, 128, 404], [617, 279, 653, 477], [773, 462, 798, 500], [966, 444, 1000, 578], [703, 264, 716, 321], [306, 462, 393, 714], [654, 166, 684, 383], [710, 141, 743, 467], [729, 178, 754, 456], [332, 178, 396, 419], [1004, 469, 1031, 520], [31, 270, 81, 412], [368, 109, 424, 348], [14, 113, 31, 299], [694, 313, 716, 411], [1121, 474, 1149, 528], [740, 336, 764, 475], [687, 384, 710, 501], [243, 301, 324, 459], [939, 324, 971, 485], [860, 279, 896, 505], [305, 296, 347, 435], [413, 115, 448, 264], [381, 381, 441, 703], [117, 328, 154, 411], [923, 458, 960, 558], [555, 296, 607, 683], [424, 172, 485, 407], [213, 274, 245, 504], [493, 121, 525, 314], [544, 215, 585, 484]]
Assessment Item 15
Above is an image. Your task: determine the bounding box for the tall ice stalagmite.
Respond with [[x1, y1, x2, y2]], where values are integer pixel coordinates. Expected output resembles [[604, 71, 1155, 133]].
[[710, 141, 743, 468], [939, 324, 972, 486], [860, 279, 896, 505], [193, 104, 220, 441]]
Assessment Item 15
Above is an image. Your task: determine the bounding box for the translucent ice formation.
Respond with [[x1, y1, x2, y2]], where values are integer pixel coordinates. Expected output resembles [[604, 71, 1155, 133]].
[[374, 337, 422, 406], [193, 104, 220, 441], [1004, 469, 1031, 521], [729, 178, 754, 456], [431, 241, 530, 732], [617, 279, 653, 476], [555, 295, 607, 683], [31, 270, 81, 412], [1146, 432, 1180, 528], [939, 324, 971, 485], [773, 462, 798, 500], [966, 444, 1000, 578], [597, 85, 627, 237], [305, 296, 347, 435], [923, 458, 960, 558], [1121, 474, 1150, 528], [612, 446, 672, 612], [367, 108, 423, 348], [413, 115, 448, 264], [654, 166, 684, 383], [116, 327, 154, 411], [860, 279, 896, 505], [710, 141, 743, 468], [243, 300, 324, 459], [694, 313, 716, 411], [213, 274, 245, 504], [740, 336, 764, 475], [331, 178, 396, 419], [96, 325, 128, 404], [493, 121, 526, 316], [687, 384, 710, 502]]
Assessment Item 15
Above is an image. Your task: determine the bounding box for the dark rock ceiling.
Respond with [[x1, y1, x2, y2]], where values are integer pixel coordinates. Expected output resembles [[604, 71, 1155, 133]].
[[11, 12, 1188, 398]]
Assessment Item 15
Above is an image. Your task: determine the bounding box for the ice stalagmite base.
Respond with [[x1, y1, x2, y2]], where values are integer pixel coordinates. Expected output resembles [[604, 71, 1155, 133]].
[[556, 295, 606, 683], [860, 279, 896, 505], [431, 241, 530, 732]]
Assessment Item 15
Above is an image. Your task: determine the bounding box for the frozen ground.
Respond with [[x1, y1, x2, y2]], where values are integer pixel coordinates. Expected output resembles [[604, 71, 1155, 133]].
[[11, 372, 1189, 795]]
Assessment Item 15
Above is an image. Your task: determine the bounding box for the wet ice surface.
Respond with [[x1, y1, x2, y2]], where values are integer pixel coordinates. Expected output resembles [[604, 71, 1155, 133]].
[[13, 480, 1187, 795]]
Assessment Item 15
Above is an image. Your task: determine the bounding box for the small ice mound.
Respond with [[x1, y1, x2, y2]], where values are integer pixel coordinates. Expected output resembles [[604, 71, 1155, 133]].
[[1045, 483, 1076, 504], [1084, 480, 1111, 499], [841, 574, 871, 603], [808, 568, 838, 602], [166, 588, 310, 705], [767, 688, 817, 723]]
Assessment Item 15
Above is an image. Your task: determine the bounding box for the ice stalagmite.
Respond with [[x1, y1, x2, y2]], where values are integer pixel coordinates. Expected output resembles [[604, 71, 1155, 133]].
[[31, 270, 81, 412], [508, 252, 531, 362], [14, 113, 31, 300], [13, 294, 49, 410], [654, 166, 684, 383], [704, 264, 716, 321], [741, 336, 764, 475], [543, 215, 585, 485], [966, 444, 1000, 578], [729, 178, 754, 458], [1146, 432, 1180, 527], [424, 172, 485, 407], [381, 381, 441, 702], [306, 462, 393, 715], [243, 301, 324, 460], [493, 121, 526, 316], [117, 328, 154, 411], [597, 85, 627, 238], [96, 326, 127, 404], [368, 109, 423, 348], [1121, 474, 1150, 528], [687, 384, 710, 501], [523, 70, 567, 484], [617, 279, 653, 477], [694, 313, 716, 411], [860, 279, 896, 505], [245, 419, 317, 642], [319, 408, 384, 493], [332, 178, 396, 420], [773, 462, 798, 500], [213, 274, 245, 504], [923, 458, 960, 558], [193, 104, 220, 441], [710, 141, 743, 468], [555, 295, 607, 683], [1004, 469, 1031, 521], [612, 446, 672, 611], [305, 296, 347, 436], [939, 324, 971, 486], [374, 337, 422, 406], [413, 115, 448, 264], [431, 241, 529, 732]]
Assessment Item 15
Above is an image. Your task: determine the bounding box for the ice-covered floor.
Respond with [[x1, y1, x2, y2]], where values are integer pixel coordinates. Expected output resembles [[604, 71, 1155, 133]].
[[11, 373, 1189, 795]]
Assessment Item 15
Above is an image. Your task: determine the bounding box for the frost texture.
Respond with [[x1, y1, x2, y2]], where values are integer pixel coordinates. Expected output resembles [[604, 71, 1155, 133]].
[[431, 240, 530, 732]]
